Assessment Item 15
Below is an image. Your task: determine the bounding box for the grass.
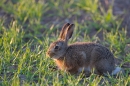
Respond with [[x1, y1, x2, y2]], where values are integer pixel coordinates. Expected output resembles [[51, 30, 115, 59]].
[[0, 0, 130, 86]]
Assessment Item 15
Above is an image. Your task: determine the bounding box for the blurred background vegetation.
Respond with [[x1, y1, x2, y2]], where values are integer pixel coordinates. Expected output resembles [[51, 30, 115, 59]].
[[0, 0, 130, 85]]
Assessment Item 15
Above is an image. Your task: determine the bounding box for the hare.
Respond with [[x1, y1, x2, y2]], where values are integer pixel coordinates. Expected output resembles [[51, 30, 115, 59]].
[[46, 23, 121, 76]]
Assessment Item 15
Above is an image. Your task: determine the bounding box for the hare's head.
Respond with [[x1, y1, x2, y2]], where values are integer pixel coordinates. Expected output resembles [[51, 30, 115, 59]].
[[47, 23, 74, 59]]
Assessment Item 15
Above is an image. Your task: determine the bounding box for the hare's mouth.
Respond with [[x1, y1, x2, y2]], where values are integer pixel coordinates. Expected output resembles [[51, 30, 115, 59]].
[[46, 51, 55, 57], [47, 51, 63, 59], [48, 53, 55, 58], [50, 53, 61, 59]]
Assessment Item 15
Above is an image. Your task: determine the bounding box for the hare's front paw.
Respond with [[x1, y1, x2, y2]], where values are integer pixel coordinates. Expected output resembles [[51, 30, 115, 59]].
[[77, 66, 91, 76]]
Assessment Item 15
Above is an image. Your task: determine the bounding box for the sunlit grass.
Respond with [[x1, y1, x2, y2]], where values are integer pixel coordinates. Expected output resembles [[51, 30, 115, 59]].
[[0, 0, 130, 86], [104, 28, 127, 56]]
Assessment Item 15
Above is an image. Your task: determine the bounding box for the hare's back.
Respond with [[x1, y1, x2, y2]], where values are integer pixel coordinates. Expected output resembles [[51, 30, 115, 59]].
[[67, 42, 114, 60]]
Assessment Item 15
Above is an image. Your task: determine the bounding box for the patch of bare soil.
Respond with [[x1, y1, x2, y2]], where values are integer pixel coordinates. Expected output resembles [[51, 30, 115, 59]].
[[100, 0, 130, 37], [0, 7, 14, 27]]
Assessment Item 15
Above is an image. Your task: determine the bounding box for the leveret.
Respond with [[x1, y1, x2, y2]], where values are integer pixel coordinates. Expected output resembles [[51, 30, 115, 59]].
[[46, 23, 121, 76]]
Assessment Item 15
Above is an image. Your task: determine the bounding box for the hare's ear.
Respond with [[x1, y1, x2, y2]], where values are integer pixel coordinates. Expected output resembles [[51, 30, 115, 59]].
[[59, 23, 70, 40], [64, 24, 74, 42]]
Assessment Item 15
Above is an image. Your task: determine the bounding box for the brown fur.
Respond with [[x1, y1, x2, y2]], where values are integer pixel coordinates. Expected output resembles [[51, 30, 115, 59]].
[[47, 23, 116, 76], [54, 42, 115, 75]]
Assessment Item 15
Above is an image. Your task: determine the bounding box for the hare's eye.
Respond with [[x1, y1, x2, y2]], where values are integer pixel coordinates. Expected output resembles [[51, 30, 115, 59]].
[[54, 46, 59, 50]]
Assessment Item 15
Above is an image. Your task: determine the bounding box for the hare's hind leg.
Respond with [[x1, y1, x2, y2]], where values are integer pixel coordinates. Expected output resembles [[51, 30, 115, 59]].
[[90, 47, 115, 75], [94, 59, 115, 75]]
